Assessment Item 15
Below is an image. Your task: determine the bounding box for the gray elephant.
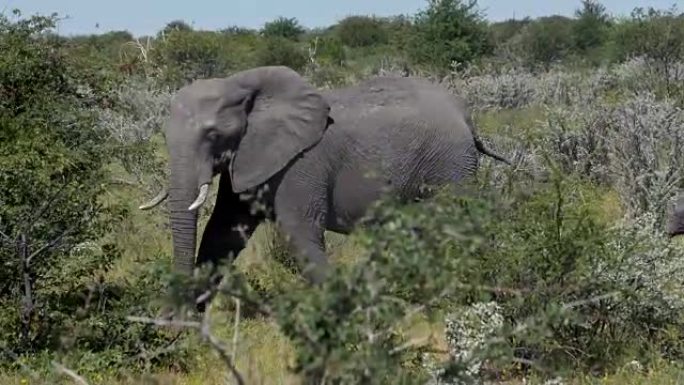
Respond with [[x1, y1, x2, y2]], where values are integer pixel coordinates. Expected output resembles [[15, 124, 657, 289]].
[[139, 65, 508, 298], [668, 195, 684, 237]]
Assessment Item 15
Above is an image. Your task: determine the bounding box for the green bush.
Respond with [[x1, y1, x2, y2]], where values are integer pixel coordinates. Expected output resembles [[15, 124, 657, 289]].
[[572, 0, 611, 54], [0, 11, 189, 376], [488, 17, 531, 59], [612, 7, 684, 63], [312, 35, 346, 66], [0, 12, 112, 352], [161, 19, 193, 35], [261, 16, 305, 40], [255, 36, 308, 72], [383, 15, 413, 53], [151, 29, 245, 87], [611, 7, 684, 101], [406, 0, 492, 73], [515, 15, 575, 68], [193, 162, 684, 383], [335, 16, 388, 47]]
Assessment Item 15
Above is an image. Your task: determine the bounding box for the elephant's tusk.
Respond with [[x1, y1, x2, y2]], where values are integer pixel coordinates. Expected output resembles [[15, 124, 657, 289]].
[[188, 184, 210, 211], [138, 187, 169, 210]]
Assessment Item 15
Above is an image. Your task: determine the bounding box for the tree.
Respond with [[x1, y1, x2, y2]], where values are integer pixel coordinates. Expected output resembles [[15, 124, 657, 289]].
[[255, 36, 308, 71], [572, 0, 611, 53], [516, 15, 575, 68], [221, 25, 257, 36], [335, 15, 388, 47], [261, 16, 305, 40], [161, 19, 192, 36], [0, 11, 113, 352], [612, 6, 684, 63], [407, 0, 492, 73], [611, 6, 684, 99], [489, 17, 531, 46], [151, 29, 237, 87]]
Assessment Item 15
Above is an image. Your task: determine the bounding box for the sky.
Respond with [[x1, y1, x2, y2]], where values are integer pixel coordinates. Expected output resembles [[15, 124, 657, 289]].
[[4, 0, 683, 37]]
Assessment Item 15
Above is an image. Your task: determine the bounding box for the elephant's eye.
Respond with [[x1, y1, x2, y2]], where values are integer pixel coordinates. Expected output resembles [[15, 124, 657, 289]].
[[205, 129, 218, 141]]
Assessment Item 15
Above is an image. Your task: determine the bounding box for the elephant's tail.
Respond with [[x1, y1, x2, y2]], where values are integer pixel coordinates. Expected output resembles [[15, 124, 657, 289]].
[[474, 137, 511, 165]]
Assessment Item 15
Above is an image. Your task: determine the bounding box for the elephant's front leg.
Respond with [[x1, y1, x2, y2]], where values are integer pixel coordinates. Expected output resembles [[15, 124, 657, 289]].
[[273, 178, 330, 285], [195, 173, 263, 310]]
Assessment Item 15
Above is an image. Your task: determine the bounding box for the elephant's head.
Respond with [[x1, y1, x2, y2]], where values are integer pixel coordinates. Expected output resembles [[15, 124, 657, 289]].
[[140, 66, 331, 275]]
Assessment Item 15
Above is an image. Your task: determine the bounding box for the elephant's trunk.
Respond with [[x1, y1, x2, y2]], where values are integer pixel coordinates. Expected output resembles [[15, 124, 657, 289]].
[[163, 98, 217, 277], [167, 154, 200, 276]]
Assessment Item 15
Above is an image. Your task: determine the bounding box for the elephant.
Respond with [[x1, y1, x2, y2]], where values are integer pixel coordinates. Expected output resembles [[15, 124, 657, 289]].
[[668, 195, 684, 237], [139, 65, 509, 304]]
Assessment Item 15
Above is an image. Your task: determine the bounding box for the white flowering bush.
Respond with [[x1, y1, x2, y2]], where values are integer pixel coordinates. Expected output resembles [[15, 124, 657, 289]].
[[437, 55, 684, 379], [443, 302, 504, 382], [600, 214, 684, 327], [532, 91, 684, 226], [98, 77, 172, 143], [607, 93, 684, 221], [95, 76, 173, 194], [445, 65, 612, 111], [447, 58, 684, 112], [459, 60, 684, 230]]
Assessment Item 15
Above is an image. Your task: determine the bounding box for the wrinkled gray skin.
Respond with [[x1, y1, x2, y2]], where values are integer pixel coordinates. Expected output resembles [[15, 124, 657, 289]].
[[140, 66, 508, 307], [668, 195, 684, 237]]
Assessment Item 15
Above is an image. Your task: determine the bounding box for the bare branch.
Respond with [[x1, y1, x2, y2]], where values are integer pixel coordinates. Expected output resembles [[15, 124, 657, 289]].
[[127, 307, 246, 385], [231, 298, 241, 361], [126, 316, 200, 329], [51, 361, 90, 385], [26, 226, 77, 264], [199, 310, 245, 385]]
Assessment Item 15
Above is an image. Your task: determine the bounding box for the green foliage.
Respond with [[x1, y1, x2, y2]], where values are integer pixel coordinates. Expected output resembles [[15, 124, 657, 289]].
[[382, 15, 414, 53], [475, 170, 684, 375], [407, 0, 492, 72], [612, 7, 684, 63], [261, 16, 305, 40], [0, 11, 188, 375], [515, 16, 575, 67], [489, 17, 531, 53], [0, 10, 105, 351], [255, 36, 308, 72], [152, 29, 237, 86], [162, 19, 193, 36], [572, 0, 611, 54], [312, 35, 346, 66], [5, 2, 684, 383], [191, 161, 684, 383], [193, 184, 494, 384], [221, 25, 257, 36], [335, 16, 388, 47], [610, 7, 684, 100]]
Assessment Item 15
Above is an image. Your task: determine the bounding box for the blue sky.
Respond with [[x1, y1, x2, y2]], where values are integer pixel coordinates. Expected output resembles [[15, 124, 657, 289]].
[[4, 0, 683, 37]]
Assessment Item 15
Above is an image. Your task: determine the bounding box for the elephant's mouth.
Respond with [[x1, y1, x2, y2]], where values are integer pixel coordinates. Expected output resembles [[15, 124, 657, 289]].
[[139, 149, 234, 211], [212, 149, 234, 173]]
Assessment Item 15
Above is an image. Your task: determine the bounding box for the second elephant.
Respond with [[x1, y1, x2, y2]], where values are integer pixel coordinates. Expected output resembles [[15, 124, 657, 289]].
[[140, 66, 509, 295]]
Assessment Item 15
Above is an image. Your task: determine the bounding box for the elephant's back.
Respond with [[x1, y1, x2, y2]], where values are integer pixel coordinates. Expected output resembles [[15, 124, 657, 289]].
[[323, 76, 450, 111], [323, 82, 477, 199], [315, 79, 478, 232]]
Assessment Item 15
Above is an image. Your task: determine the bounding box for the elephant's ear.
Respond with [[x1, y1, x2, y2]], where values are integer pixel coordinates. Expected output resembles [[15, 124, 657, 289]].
[[229, 66, 331, 193]]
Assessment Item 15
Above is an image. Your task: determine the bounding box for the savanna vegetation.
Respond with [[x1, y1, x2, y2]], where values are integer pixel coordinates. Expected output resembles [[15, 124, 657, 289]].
[[2, 1, 684, 384]]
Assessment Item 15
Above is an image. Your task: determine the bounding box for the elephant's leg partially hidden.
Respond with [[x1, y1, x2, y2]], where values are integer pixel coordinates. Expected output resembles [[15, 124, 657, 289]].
[[195, 172, 263, 311], [274, 180, 330, 285]]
